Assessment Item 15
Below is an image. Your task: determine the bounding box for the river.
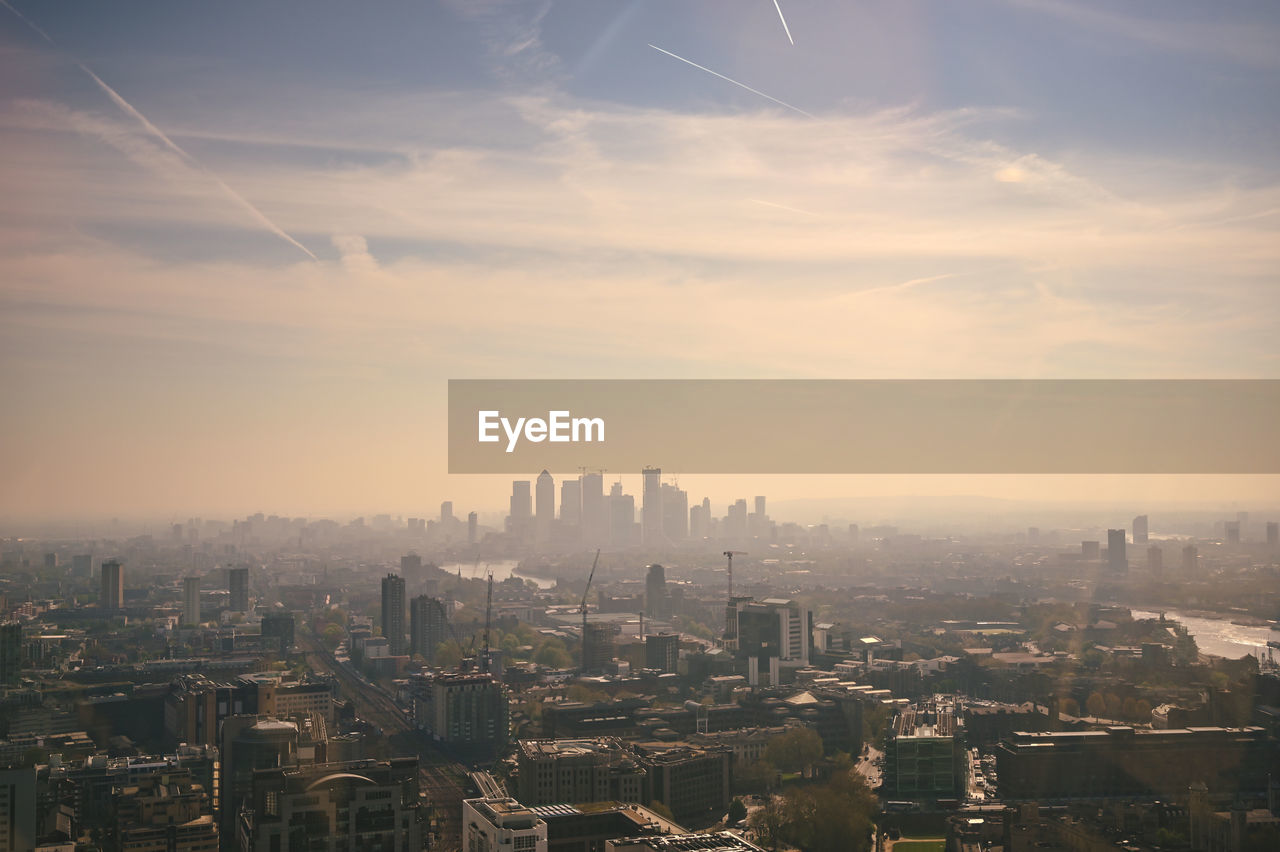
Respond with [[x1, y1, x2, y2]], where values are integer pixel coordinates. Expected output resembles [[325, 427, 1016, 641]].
[[1132, 609, 1280, 660], [437, 559, 558, 590]]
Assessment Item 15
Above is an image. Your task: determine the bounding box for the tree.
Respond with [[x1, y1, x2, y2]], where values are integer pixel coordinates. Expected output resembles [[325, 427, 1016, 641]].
[[1105, 693, 1123, 720], [534, 638, 571, 669], [727, 798, 748, 825], [1086, 692, 1106, 718], [648, 801, 675, 821], [734, 760, 778, 794], [321, 623, 343, 649], [1134, 698, 1152, 722], [434, 640, 464, 669], [765, 726, 824, 774], [1059, 696, 1080, 717]]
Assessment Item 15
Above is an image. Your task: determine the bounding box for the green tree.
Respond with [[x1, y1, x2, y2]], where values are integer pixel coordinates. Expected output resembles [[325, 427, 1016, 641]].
[[727, 798, 748, 825], [534, 638, 571, 669], [734, 760, 778, 794], [765, 726, 824, 774], [321, 623, 343, 649], [1086, 692, 1106, 717], [434, 640, 464, 669]]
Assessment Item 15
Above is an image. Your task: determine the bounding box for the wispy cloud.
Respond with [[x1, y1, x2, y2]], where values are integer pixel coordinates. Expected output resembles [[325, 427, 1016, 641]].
[[1, 1, 316, 259]]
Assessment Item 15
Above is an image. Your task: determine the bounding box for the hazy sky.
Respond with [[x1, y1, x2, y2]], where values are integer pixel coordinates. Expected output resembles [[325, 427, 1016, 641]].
[[1, 1, 1277, 520]]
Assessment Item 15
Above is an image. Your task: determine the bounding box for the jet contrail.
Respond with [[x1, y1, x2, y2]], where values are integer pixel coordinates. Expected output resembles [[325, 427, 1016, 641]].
[[1, 0, 317, 260], [648, 44, 814, 118], [773, 0, 795, 45]]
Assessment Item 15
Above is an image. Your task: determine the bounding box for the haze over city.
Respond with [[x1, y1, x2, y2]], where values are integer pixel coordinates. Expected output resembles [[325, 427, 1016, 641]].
[[1, 3, 1278, 852]]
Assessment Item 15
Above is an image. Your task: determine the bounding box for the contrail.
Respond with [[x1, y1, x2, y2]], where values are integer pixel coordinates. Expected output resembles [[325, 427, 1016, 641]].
[[648, 44, 814, 118], [773, 0, 795, 45], [1, 0, 317, 260]]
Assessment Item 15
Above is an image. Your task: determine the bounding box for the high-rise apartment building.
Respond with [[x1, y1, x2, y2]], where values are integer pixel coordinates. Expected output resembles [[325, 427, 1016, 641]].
[[381, 574, 407, 656], [1133, 514, 1149, 544], [228, 566, 250, 612], [101, 559, 124, 610], [0, 623, 21, 686], [645, 563, 668, 619], [182, 576, 201, 626], [1107, 529, 1127, 572], [410, 595, 448, 662]]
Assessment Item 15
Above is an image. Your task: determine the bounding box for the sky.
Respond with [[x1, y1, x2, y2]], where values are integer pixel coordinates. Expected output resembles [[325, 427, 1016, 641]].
[[1, 0, 1278, 522]]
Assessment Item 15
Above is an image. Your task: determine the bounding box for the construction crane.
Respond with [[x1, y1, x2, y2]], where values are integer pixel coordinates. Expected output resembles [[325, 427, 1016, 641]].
[[724, 551, 746, 598], [580, 549, 600, 673], [481, 573, 494, 674]]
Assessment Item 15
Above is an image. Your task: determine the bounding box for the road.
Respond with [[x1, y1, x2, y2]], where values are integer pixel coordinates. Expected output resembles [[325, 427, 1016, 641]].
[[301, 631, 470, 851]]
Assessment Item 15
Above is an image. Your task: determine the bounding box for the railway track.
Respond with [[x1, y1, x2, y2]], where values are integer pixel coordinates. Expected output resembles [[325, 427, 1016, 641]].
[[301, 631, 470, 850]]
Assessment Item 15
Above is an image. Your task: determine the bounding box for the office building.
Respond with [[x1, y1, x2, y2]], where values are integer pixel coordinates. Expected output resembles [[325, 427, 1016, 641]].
[[182, 576, 201, 627], [661, 482, 688, 543], [642, 467, 663, 548], [410, 595, 449, 662], [469, 511, 479, 544], [0, 767, 36, 852], [1132, 514, 1148, 544], [1181, 545, 1199, 573], [400, 552, 422, 576], [645, 564, 668, 619], [581, 472, 606, 546], [610, 484, 636, 548], [219, 716, 299, 843], [463, 798, 548, 852], [0, 623, 21, 686], [1107, 529, 1127, 571], [260, 612, 295, 655], [645, 633, 679, 674], [1146, 546, 1163, 576], [536, 470, 555, 545], [441, 500, 454, 523], [882, 700, 964, 799], [1081, 540, 1100, 560], [582, 623, 618, 675], [241, 758, 422, 852], [608, 834, 764, 852], [560, 478, 582, 526], [72, 553, 92, 578], [516, 739, 647, 806], [736, 598, 809, 686], [1268, 521, 1279, 550], [113, 769, 218, 852], [381, 574, 406, 656], [632, 741, 732, 824], [228, 566, 250, 612], [101, 559, 124, 611], [1226, 520, 1241, 545], [415, 673, 509, 754], [995, 726, 1273, 800]]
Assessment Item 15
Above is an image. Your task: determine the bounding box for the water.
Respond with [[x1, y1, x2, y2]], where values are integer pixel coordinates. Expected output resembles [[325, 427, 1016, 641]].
[[438, 559, 557, 590], [1132, 609, 1280, 660]]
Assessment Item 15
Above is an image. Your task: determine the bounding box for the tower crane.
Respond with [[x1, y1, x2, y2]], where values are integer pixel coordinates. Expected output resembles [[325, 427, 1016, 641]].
[[580, 549, 600, 673], [723, 551, 746, 598], [481, 572, 494, 674]]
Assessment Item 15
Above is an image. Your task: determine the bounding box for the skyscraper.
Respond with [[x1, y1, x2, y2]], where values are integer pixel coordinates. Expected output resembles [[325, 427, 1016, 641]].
[[0, 622, 22, 686], [1225, 521, 1241, 545], [101, 559, 124, 610], [509, 480, 532, 540], [229, 565, 250, 612], [536, 469, 555, 545], [381, 574, 407, 656], [560, 477, 582, 526], [1107, 529, 1127, 572], [1181, 544, 1199, 573], [645, 563, 668, 619], [609, 482, 635, 548], [72, 553, 92, 578], [1147, 546, 1163, 576], [468, 511, 478, 544], [662, 482, 688, 542], [1268, 521, 1279, 550], [441, 501, 454, 523], [1133, 515, 1149, 545], [401, 552, 422, 577], [182, 576, 201, 626], [410, 595, 449, 662], [645, 632, 679, 673], [642, 466, 663, 548], [581, 471, 605, 546]]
